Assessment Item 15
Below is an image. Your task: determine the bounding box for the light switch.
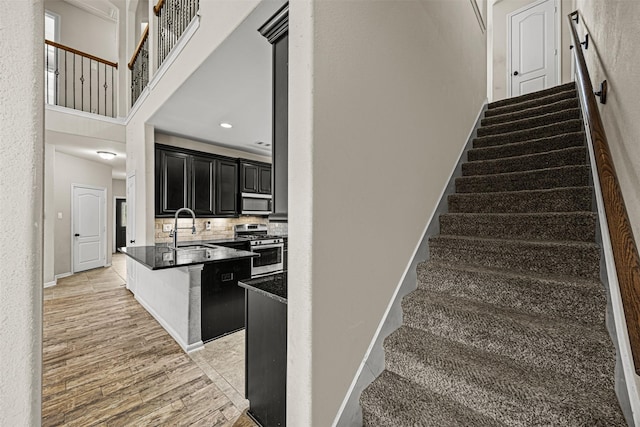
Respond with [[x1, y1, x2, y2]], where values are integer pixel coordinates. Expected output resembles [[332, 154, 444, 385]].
[[57, 212, 63, 219], [163, 224, 172, 232]]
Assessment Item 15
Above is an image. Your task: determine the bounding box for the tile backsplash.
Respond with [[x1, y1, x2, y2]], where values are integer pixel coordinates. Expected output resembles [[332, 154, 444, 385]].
[[155, 216, 268, 243]]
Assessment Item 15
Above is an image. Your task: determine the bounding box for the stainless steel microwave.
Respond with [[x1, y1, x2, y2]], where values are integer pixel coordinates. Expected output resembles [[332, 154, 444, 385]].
[[241, 193, 272, 215]]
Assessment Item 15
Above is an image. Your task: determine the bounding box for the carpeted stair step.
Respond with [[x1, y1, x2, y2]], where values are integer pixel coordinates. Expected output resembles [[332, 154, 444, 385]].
[[417, 261, 605, 325], [455, 165, 590, 193], [467, 132, 585, 162], [486, 90, 578, 118], [477, 108, 581, 138], [360, 370, 503, 427], [383, 326, 625, 426], [401, 290, 616, 381], [473, 119, 583, 148], [448, 186, 593, 213], [429, 235, 600, 279], [462, 146, 587, 176], [487, 83, 575, 110], [439, 212, 596, 242], [481, 97, 580, 127]]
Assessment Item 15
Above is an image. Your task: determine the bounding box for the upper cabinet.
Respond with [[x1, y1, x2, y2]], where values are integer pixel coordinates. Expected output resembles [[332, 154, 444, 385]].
[[259, 4, 288, 223], [240, 160, 271, 195], [155, 145, 238, 218]]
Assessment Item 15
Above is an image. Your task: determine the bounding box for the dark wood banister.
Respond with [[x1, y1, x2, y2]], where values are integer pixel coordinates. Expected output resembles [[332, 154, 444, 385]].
[[128, 25, 150, 70], [568, 10, 640, 375], [153, 0, 166, 16], [44, 40, 118, 69]]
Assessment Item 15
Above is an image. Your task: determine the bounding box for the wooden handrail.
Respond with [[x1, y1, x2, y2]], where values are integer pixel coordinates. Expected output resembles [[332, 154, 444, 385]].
[[44, 40, 118, 69], [568, 11, 640, 375], [128, 25, 150, 70], [153, 0, 166, 16]]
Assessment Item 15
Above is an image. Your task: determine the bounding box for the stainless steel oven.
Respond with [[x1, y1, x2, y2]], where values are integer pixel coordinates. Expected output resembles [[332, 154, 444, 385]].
[[235, 224, 284, 278], [249, 238, 284, 277]]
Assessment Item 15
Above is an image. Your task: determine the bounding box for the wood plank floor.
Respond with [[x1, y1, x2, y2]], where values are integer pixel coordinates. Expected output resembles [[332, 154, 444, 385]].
[[43, 254, 253, 426]]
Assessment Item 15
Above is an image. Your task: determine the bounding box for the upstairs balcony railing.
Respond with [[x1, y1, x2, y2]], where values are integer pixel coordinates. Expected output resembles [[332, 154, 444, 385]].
[[155, 0, 199, 69], [129, 25, 149, 107], [44, 40, 118, 118]]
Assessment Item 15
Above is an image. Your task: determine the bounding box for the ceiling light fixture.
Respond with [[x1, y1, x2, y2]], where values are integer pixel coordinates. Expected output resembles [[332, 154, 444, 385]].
[[97, 151, 117, 160], [220, 122, 233, 129]]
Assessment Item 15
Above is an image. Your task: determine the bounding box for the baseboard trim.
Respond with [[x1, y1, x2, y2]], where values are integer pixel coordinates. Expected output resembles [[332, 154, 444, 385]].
[[332, 99, 489, 427], [55, 272, 72, 280], [134, 294, 203, 354], [44, 280, 57, 288]]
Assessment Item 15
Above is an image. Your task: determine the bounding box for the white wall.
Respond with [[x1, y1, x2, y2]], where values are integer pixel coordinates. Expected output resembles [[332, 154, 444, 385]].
[[0, 1, 43, 424], [44, 0, 118, 62], [575, 0, 640, 248], [126, 0, 262, 246], [113, 178, 126, 197], [491, 0, 575, 101], [44, 144, 56, 284], [288, 1, 487, 424], [155, 132, 272, 164], [54, 151, 114, 275]]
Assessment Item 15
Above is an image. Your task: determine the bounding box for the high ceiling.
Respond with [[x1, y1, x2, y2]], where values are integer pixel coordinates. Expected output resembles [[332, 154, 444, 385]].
[[148, 0, 286, 157]]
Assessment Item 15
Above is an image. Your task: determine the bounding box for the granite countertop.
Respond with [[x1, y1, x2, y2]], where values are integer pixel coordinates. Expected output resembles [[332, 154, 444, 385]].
[[238, 272, 287, 304], [121, 244, 257, 270]]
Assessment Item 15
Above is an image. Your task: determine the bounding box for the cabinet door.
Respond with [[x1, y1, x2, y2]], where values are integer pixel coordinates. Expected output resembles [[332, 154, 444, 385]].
[[158, 150, 189, 215], [258, 165, 272, 194], [271, 34, 288, 221], [191, 155, 215, 216], [241, 162, 259, 193], [216, 159, 238, 216]]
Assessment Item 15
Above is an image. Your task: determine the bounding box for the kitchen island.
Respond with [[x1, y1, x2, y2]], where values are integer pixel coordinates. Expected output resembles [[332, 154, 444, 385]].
[[239, 273, 287, 426], [121, 243, 256, 352]]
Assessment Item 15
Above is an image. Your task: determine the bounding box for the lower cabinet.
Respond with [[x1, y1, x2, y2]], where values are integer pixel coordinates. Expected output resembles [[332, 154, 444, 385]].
[[245, 290, 287, 426], [200, 259, 251, 342]]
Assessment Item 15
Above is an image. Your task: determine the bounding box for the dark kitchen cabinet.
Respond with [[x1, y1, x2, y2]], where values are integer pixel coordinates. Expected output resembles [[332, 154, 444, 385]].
[[191, 155, 215, 216], [216, 159, 238, 216], [259, 4, 288, 223], [245, 287, 287, 427], [240, 160, 271, 195], [156, 149, 190, 216], [155, 145, 239, 218], [201, 259, 251, 342]]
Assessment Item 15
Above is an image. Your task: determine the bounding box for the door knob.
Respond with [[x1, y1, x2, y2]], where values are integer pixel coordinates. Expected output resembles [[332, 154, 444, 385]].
[[74, 233, 80, 237], [513, 71, 519, 76], [130, 240, 135, 244]]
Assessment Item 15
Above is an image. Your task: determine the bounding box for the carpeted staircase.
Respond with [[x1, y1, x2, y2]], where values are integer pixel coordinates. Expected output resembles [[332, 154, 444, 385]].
[[360, 83, 627, 426]]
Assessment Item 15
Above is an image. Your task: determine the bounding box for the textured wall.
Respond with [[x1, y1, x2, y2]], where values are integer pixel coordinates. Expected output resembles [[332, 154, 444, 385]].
[[576, 0, 640, 248], [0, 0, 44, 424], [288, 1, 487, 424]]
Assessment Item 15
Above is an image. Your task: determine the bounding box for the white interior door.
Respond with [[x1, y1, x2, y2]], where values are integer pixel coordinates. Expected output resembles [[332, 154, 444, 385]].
[[73, 185, 106, 272], [509, 0, 557, 96]]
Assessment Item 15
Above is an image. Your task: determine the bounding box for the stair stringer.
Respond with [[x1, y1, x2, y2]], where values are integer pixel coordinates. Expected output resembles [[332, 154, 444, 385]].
[[332, 100, 488, 427], [580, 88, 640, 426]]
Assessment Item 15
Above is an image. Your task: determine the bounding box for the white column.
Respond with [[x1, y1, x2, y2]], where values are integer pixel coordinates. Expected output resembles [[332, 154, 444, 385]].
[[0, 0, 44, 424]]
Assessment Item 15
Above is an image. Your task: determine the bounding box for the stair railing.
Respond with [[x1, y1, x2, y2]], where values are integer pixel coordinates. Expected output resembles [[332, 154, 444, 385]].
[[128, 25, 150, 107], [154, 0, 199, 69], [568, 10, 640, 374], [44, 40, 118, 117]]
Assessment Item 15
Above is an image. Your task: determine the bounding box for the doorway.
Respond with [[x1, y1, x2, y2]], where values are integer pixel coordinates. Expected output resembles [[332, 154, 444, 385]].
[[507, 0, 559, 97], [115, 197, 126, 251], [72, 184, 107, 273]]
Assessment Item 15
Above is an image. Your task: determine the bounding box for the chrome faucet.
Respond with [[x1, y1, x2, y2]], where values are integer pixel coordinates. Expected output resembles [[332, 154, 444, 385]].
[[170, 207, 196, 248]]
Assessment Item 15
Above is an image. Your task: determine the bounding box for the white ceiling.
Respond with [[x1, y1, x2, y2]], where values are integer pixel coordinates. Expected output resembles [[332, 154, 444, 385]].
[[148, 0, 287, 157]]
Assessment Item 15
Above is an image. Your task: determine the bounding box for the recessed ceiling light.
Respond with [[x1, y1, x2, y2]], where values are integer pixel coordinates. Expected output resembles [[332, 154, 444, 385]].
[[220, 122, 233, 129], [97, 151, 116, 160]]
